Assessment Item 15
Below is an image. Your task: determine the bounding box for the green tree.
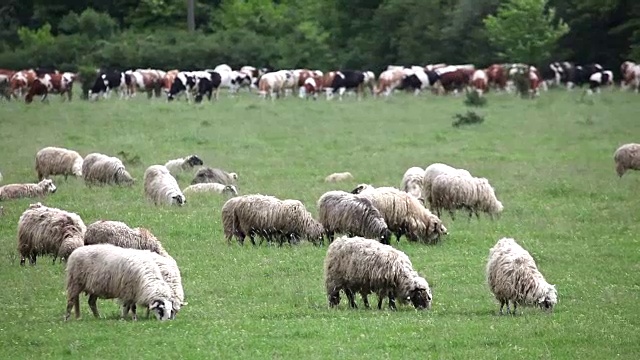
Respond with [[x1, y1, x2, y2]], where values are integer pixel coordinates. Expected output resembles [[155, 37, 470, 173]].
[[483, 0, 569, 64]]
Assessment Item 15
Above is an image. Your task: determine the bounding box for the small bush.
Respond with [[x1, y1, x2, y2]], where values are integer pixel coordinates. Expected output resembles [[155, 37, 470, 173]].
[[464, 90, 487, 107], [452, 111, 485, 127]]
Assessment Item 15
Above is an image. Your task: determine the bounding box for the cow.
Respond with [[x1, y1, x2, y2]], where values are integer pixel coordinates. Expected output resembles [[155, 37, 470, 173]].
[[471, 69, 488, 96], [327, 70, 365, 100], [127, 69, 165, 98], [0, 69, 15, 100], [435, 66, 470, 94], [486, 64, 507, 91], [362, 71, 376, 96], [42, 72, 75, 101], [620, 61, 640, 92], [25, 74, 52, 104], [258, 70, 293, 100], [587, 70, 614, 95], [162, 70, 180, 94], [374, 68, 404, 97], [302, 77, 320, 100], [400, 68, 439, 95], [88, 70, 128, 100], [10, 69, 37, 98], [167, 71, 199, 102]]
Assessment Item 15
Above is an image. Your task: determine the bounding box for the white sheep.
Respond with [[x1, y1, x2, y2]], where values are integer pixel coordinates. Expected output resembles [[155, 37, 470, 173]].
[[430, 173, 503, 220], [400, 167, 425, 200], [144, 165, 186, 206], [35, 146, 83, 181], [422, 163, 472, 206], [164, 154, 204, 177], [486, 237, 557, 315], [324, 172, 354, 183], [182, 183, 238, 197], [613, 143, 640, 177], [0, 170, 4, 183], [191, 167, 238, 185], [84, 220, 168, 256], [64, 244, 174, 321], [82, 153, 134, 186], [324, 235, 432, 310], [0, 179, 57, 201]]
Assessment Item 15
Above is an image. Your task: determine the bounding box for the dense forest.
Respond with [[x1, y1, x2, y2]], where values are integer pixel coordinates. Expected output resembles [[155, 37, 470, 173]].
[[0, 0, 637, 74]]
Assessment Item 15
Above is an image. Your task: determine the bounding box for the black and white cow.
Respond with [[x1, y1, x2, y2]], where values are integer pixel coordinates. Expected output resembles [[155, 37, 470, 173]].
[[167, 71, 198, 102], [587, 70, 613, 94], [327, 70, 365, 100], [88, 70, 128, 100], [400, 68, 440, 95], [550, 62, 603, 89], [194, 71, 222, 103]]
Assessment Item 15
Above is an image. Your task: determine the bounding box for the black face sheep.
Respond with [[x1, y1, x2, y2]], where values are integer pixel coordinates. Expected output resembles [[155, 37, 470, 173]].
[[422, 163, 472, 207], [400, 167, 425, 200], [0, 179, 57, 201], [191, 167, 238, 186], [164, 154, 204, 177], [613, 143, 640, 177], [84, 220, 169, 256], [144, 165, 186, 206], [317, 190, 392, 245], [17, 202, 86, 265], [430, 173, 503, 220], [35, 146, 83, 181], [183, 183, 239, 197], [486, 237, 558, 315], [324, 235, 432, 310], [64, 244, 174, 321], [82, 152, 134, 186]]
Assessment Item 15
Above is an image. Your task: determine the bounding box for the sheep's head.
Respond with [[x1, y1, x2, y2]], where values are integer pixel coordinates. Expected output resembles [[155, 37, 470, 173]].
[[351, 183, 372, 194], [187, 155, 204, 167], [308, 221, 325, 245], [616, 163, 626, 177], [72, 158, 83, 177], [229, 172, 238, 181], [40, 179, 57, 193], [408, 277, 432, 310], [173, 194, 186, 206], [379, 228, 393, 245], [538, 284, 557, 312], [58, 237, 84, 262], [116, 169, 135, 186], [149, 299, 173, 321], [223, 185, 239, 196]]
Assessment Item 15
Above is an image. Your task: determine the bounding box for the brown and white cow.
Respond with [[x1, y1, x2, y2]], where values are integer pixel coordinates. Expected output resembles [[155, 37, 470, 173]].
[[435, 66, 471, 95], [258, 70, 294, 100], [162, 70, 180, 94], [0, 69, 15, 100], [471, 69, 488, 96], [10, 69, 37, 98], [374, 68, 404, 97], [486, 64, 508, 91]]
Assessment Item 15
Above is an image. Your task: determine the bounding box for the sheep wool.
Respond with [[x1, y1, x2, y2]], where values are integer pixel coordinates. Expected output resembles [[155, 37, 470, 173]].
[[0, 179, 57, 201], [82, 153, 134, 186], [431, 173, 503, 220], [324, 172, 354, 183], [35, 146, 84, 180], [164, 154, 204, 177], [422, 163, 472, 206], [144, 165, 186, 206], [17, 202, 86, 265], [182, 183, 238, 197], [84, 220, 168, 256], [613, 143, 640, 177], [400, 167, 426, 200], [191, 167, 238, 185], [486, 237, 557, 315], [324, 235, 432, 310]]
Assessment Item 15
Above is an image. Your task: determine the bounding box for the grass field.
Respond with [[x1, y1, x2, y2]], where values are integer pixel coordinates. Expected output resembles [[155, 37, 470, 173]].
[[0, 89, 639, 359]]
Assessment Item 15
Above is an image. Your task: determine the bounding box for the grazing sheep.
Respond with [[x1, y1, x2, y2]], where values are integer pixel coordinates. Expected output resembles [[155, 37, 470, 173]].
[[191, 167, 238, 185], [422, 163, 472, 206], [164, 155, 204, 177], [613, 143, 640, 177], [64, 244, 174, 321], [221, 196, 244, 244], [84, 220, 168, 256], [35, 146, 83, 181], [144, 165, 186, 206], [317, 190, 392, 245], [356, 186, 448, 244], [17, 202, 86, 265], [400, 167, 425, 200], [324, 235, 432, 310], [324, 172, 354, 183], [486, 237, 557, 315], [431, 173, 503, 220], [0, 179, 57, 201], [82, 153, 134, 186], [182, 183, 238, 197]]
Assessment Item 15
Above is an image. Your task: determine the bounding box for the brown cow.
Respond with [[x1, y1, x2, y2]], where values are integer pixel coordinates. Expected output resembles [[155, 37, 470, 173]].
[[374, 68, 404, 97], [162, 70, 179, 95], [486, 64, 507, 91], [437, 68, 471, 94], [25, 77, 49, 104], [11, 69, 37, 98]]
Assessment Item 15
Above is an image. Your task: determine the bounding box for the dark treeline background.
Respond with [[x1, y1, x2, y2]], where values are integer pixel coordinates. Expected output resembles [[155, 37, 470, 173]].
[[0, 0, 637, 74]]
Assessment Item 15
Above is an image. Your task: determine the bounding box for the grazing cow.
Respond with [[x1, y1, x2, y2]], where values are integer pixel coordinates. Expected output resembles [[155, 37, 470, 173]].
[[10, 69, 37, 98], [42, 72, 75, 101], [362, 71, 376, 96], [302, 77, 319, 100], [400, 68, 440, 95], [471, 69, 489, 95], [375, 68, 404, 97], [126, 69, 164, 98], [258, 70, 293, 100], [486, 64, 507, 91], [425, 63, 447, 72], [88, 70, 128, 100], [436, 66, 470, 94], [620, 61, 640, 92], [25, 74, 52, 104], [327, 70, 365, 100], [587, 70, 614, 94], [296, 69, 315, 98], [167, 71, 199, 102], [528, 67, 542, 97], [162, 70, 179, 94]]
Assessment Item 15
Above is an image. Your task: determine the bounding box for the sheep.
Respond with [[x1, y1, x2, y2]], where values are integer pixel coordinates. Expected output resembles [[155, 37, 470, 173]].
[[191, 167, 238, 185], [613, 143, 640, 177], [17, 202, 86, 265], [324, 235, 432, 310], [324, 172, 354, 183], [317, 190, 392, 245], [0, 179, 57, 201], [430, 173, 503, 220], [221, 196, 245, 244], [400, 167, 425, 200], [35, 146, 83, 181], [84, 220, 169, 256], [356, 186, 449, 244], [486, 237, 557, 315], [64, 244, 174, 321], [182, 183, 238, 197], [0, 170, 3, 183], [144, 165, 186, 206], [164, 154, 204, 177], [422, 163, 472, 206], [82, 152, 134, 186]]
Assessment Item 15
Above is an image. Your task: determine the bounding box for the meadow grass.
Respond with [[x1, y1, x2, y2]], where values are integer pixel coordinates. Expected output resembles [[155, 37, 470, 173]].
[[0, 89, 639, 359]]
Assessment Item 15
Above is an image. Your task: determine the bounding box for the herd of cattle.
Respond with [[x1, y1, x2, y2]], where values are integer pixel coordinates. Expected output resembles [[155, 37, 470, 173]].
[[0, 60, 639, 104]]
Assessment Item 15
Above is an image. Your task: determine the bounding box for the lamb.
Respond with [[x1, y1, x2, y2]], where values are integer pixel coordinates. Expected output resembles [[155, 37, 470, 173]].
[[613, 143, 640, 177], [356, 185, 448, 244], [84, 220, 169, 256], [182, 183, 238, 197], [191, 167, 238, 185], [164, 155, 204, 177], [0, 179, 57, 201], [17, 202, 86, 265], [422, 163, 472, 206], [144, 165, 186, 206], [64, 244, 174, 321], [324, 235, 432, 310], [486, 237, 557, 315], [430, 173, 503, 220], [317, 190, 392, 245], [324, 172, 354, 183], [400, 167, 425, 200], [82, 152, 134, 186], [35, 146, 84, 181]]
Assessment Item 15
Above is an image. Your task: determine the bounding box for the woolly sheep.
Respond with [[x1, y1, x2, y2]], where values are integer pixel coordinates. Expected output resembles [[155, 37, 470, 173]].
[[613, 143, 640, 177], [431, 173, 503, 220], [354, 185, 448, 244], [422, 163, 472, 206], [164, 154, 204, 177], [64, 244, 174, 321], [191, 167, 238, 185], [400, 167, 425, 200], [0, 179, 57, 201], [82, 152, 134, 186], [486, 237, 557, 315], [84, 220, 168, 256], [324, 172, 354, 183], [182, 183, 238, 197], [17, 202, 86, 265], [317, 190, 392, 245], [35, 146, 83, 181], [324, 235, 432, 310], [144, 165, 186, 206]]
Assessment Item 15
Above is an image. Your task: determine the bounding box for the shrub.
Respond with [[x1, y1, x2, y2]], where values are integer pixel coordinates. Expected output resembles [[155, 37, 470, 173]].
[[464, 90, 487, 107], [452, 111, 485, 127]]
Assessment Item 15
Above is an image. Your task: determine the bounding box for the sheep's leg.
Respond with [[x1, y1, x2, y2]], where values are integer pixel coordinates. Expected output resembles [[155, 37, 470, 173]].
[[65, 294, 80, 320], [512, 302, 517, 316], [345, 289, 357, 309], [88, 294, 100, 318], [121, 303, 130, 319], [449, 210, 456, 221], [326, 231, 334, 243], [20, 255, 26, 266], [377, 295, 384, 310], [30, 254, 37, 265], [505, 301, 511, 315], [328, 289, 340, 308], [388, 293, 397, 311], [249, 234, 256, 246], [362, 294, 370, 309], [499, 300, 506, 315], [130, 304, 138, 321], [394, 231, 402, 244], [52, 255, 57, 264]]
